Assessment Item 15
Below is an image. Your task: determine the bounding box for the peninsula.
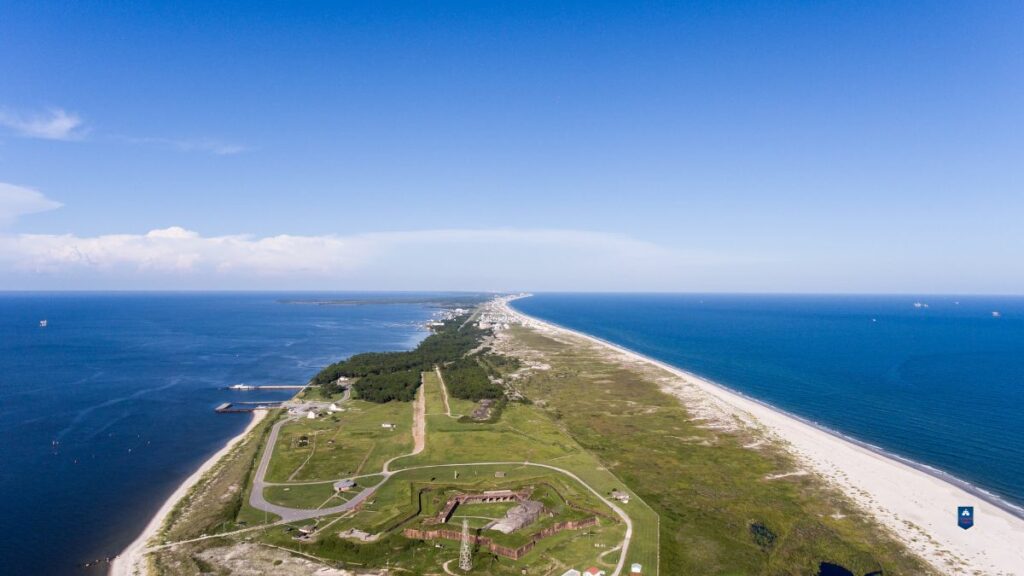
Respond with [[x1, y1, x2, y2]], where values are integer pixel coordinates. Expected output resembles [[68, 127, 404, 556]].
[[112, 295, 1024, 575]]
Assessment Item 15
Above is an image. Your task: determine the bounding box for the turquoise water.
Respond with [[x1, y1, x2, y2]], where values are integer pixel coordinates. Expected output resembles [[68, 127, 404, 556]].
[[0, 293, 448, 575], [512, 293, 1024, 511]]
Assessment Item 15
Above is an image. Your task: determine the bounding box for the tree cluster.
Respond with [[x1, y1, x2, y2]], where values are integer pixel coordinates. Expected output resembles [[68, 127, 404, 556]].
[[443, 357, 504, 401], [311, 313, 499, 403], [352, 369, 422, 403]]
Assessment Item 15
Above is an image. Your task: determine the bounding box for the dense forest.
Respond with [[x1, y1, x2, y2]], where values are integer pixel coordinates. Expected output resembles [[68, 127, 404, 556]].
[[441, 357, 504, 401], [312, 313, 507, 403]]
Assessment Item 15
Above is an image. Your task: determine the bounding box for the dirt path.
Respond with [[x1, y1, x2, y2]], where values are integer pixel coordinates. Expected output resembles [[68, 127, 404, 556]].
[[434, 365, 457, 418], [412, 376, 426, 455], [287, 432, 317, 481]]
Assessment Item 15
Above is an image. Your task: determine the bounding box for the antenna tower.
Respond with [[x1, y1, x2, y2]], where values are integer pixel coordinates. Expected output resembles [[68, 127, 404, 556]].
[[458, 518, 473, 571]]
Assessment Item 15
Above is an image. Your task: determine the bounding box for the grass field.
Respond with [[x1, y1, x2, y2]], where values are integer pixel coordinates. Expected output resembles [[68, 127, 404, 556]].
[[247, 361, 660, 575], [271, 463, 630, 575], [265, 399, 413, 482]]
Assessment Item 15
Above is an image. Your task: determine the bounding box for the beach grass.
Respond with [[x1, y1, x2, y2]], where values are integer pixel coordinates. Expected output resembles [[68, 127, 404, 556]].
[[159, 410, 280, 543], [507, 325, 935, 575]]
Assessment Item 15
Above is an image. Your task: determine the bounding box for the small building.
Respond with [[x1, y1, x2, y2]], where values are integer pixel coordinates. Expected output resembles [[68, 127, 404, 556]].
[[381, 422, 396, 430], [610, 489, 630, 504], [630, 563, 642, 575], [583, 568, 605, 576], [298, 524, 316, 535], [329, 403, 343, 412], [333, 479, 357, 492], [306, 410, 317, 419], [560, 570, 582, 576], [494, 471, 506, 478]]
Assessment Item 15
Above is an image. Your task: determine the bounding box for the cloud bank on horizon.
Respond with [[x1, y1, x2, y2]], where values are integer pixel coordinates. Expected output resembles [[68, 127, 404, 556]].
[[1, 182, 1020, 294], [0, 224, 705, 291], [0, 180, 712, 291]]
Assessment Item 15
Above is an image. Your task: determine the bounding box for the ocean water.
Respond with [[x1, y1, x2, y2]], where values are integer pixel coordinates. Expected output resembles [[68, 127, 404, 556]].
[[512, 293, 1024, 510], [0, 293, 445, 576]]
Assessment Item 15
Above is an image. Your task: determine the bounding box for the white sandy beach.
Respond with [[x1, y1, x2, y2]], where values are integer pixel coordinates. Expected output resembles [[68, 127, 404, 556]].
[[500, 297, 1024, 576], [109, 409, 267, 576]]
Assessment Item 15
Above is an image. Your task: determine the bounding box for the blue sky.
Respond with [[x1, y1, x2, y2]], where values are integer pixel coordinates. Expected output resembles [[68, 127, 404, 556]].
[[1, 1, 1021, 292]]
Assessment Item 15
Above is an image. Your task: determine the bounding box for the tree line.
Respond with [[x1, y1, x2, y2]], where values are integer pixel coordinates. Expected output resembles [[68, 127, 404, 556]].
[[311, 313, 498, 403]]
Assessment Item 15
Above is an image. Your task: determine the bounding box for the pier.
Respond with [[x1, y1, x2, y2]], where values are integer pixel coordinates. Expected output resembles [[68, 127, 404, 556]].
[[225, 384, 306, 391], [215, 401, 284, 413]]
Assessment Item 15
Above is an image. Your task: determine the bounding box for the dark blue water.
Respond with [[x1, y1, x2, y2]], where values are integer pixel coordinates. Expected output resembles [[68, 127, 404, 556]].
[[512, 293, 1024, 509], [0, 293, 442, 576]]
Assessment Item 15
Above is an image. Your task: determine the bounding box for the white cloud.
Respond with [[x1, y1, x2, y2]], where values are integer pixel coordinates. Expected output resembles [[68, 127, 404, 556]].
[[0, 106, 244, 154], [0, 182, 63, 225], [0, 226, 710, 290], [120, 136, 247, 155], [0, 108, 85, 140]]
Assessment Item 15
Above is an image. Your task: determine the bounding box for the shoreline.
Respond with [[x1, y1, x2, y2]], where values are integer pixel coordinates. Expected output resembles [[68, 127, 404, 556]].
[[109, 409, 268, 576], [509, 298, 1024, 521], [502, 295, 1024, 574]]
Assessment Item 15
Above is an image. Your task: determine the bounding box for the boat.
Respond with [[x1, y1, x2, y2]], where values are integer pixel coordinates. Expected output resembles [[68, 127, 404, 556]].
[[228, 383, 256, 391], [992, 311, 1001, 318], [39, 319, 48, 328]]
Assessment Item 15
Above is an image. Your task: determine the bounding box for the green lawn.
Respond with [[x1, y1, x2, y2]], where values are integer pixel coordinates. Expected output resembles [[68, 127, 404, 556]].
[[265, 399, 413, 482], [273, 463, 630, 575]]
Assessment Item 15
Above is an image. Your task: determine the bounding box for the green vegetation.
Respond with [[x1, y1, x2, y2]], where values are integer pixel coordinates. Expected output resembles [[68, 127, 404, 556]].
[[290, 465, 629, 575], [312, 313, 505, 403], [313, 313, 481, 383], [508, 325, 935, 576], [150, 301, 934, 576], [353, 369, 421, 402], [265, 400, 413, 482], [311, 310, 516, 404], [443, 356, 503, 400], [159, 411, 280, 543]]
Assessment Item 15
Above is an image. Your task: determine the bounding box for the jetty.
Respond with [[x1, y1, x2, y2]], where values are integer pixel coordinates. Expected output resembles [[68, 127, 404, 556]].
[[215, 401, 284, 413]]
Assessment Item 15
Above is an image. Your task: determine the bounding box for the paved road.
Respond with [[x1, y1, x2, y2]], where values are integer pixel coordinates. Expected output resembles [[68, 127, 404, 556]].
[[248, 416, 385, 522]]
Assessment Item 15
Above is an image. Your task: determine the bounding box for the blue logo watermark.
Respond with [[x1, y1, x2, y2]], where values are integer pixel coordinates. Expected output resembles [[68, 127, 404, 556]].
[[957, 506, 974, 530]]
